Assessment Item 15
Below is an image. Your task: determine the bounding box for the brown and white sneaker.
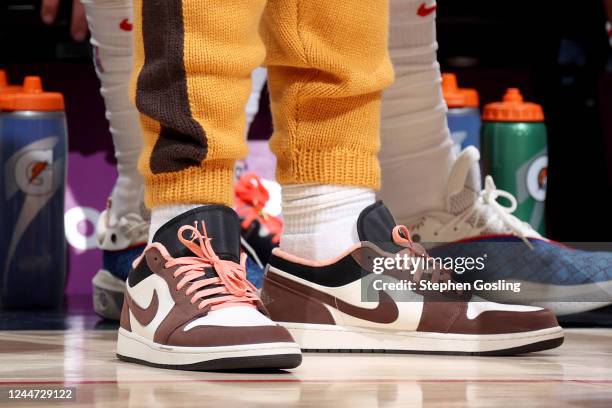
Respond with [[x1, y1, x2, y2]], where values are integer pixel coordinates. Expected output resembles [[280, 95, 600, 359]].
[[116, 205, 302, 370], [261, 202, 564, 356]]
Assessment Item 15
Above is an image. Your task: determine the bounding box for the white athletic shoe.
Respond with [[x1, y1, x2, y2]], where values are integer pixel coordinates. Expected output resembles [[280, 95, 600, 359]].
[[403, 147, 612, 315], [398, 147, 539, 242]]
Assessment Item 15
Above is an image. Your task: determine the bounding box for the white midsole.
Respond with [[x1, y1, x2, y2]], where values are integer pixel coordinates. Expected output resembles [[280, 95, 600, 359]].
[[116, 328, 301, 365], [92, 269, 127, 293], [280, 322, 563, 353]]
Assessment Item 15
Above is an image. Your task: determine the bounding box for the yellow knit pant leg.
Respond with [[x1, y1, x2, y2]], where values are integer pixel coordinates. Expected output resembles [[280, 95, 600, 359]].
[[132, 0, 266, 207], [261, 0, 394, 190]]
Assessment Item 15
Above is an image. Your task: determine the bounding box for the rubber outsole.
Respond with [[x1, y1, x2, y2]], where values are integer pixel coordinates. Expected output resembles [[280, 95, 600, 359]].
[[117, 352, 302, 371], [300, 336, 564, 356]]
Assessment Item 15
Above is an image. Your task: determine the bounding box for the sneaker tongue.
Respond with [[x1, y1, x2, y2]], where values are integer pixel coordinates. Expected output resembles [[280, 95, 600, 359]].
[[152, 205, 241, 262], [357, 201, 398, 244], [446, 146, 482, 215]]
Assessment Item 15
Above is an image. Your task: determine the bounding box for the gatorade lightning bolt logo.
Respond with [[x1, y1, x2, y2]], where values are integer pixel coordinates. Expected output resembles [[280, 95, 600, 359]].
[[526, 155, 548, 202], [29, 161, 48, 184], [538, 167, 547, 190], [14, 148, 53, 195]]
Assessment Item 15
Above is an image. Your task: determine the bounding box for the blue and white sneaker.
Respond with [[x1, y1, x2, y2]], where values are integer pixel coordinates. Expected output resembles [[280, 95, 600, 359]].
[[400, 147, 612, 316], [93, 202, 149, 320]]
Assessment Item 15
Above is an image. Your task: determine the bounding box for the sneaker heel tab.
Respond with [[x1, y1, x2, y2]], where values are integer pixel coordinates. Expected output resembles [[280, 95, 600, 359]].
[[356, 201, 398, 243]]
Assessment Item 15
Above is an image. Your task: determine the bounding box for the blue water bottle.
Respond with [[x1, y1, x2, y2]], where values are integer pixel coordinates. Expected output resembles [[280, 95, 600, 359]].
[[0, 77, 68, 308], [442, 73, 481, 151]]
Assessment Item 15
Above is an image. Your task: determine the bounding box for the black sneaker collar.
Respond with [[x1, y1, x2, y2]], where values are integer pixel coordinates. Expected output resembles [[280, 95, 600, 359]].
[[152, 205, 241, 262]]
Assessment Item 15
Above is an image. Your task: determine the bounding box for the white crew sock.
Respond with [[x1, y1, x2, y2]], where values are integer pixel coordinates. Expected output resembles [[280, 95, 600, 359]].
[[280, 185, 375, 261], [82, 0, 144, 225], [379, 0, 456, 224]]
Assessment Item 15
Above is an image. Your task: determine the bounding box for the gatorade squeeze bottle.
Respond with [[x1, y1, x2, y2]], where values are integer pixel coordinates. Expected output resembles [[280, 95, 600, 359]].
[[442, 73, 481, 150], [481, 88, 547, 235], [0, 70, 21, 94], [0, 77, 68, 308]]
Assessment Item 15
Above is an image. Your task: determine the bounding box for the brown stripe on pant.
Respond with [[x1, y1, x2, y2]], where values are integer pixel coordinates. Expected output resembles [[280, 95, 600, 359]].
[[136, 0, 207, 175], [132, 0, 265, 207], [132, 0, 393, 208]]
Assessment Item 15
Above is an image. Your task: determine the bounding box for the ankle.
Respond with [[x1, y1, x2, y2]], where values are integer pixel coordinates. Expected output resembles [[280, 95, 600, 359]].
[[279, 184, 375, 261]]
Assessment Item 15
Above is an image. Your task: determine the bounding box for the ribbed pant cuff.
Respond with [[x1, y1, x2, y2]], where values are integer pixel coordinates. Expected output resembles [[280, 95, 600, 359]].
[[144, 160, 235, 208], [275, 148, 380, 190]]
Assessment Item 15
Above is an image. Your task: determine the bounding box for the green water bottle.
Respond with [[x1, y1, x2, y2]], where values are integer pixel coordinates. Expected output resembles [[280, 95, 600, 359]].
[[481, 88, 547, 235]]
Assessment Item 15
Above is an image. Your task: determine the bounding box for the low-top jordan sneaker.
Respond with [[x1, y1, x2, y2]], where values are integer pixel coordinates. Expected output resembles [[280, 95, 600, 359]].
[[261, 202, 564, 355], [401, 147, 612, 316], [116, 205, 301, 370], [93, 200, 149, 320]]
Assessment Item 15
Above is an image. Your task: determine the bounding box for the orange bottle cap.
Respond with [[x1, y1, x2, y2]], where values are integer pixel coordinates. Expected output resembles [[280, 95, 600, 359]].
[[0, 70, 22, 94], [482, 88, 544, 122], [441, 73, 480, 108], [0, 76, 64, 111]]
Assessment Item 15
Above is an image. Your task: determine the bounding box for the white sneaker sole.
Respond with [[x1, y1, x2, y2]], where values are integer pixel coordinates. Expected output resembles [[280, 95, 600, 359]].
[[92, 269, 126, 320], [281, 322, 564, 356], [116, 328, 302, 370]]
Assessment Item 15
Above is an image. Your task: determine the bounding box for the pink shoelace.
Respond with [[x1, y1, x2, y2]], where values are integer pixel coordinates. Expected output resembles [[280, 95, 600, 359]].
[[391, 224, 458, 291], [165, 222, 260, 311]]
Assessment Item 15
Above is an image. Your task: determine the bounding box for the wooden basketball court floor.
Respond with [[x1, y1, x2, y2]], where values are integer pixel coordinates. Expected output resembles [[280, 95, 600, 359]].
[[0, 328, 611, 407]]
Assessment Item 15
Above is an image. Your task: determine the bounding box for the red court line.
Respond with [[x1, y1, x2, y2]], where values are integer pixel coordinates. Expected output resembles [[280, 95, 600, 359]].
[[0, 379, 611, 385]]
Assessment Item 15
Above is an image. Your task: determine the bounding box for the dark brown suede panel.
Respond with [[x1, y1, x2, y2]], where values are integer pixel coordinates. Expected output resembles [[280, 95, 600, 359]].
[[261, 276, 335, 324], [141, 248, 212, 344], [136, 0, 207, 174], [120, 297, 131, 332], [416, 301, 466, 334], [417, 301, 559, 335]]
